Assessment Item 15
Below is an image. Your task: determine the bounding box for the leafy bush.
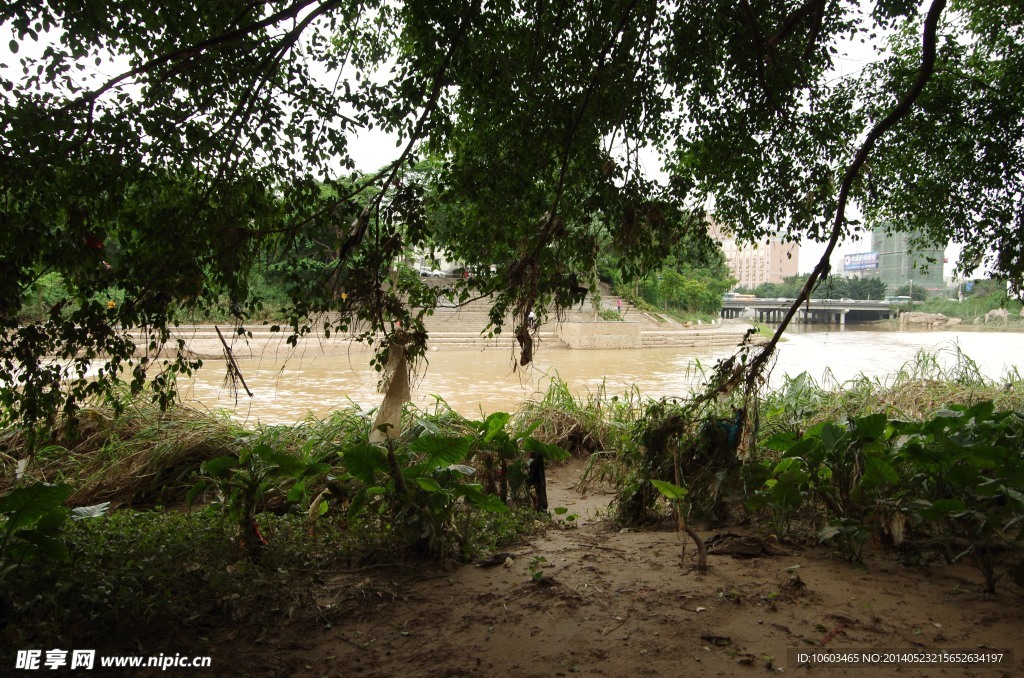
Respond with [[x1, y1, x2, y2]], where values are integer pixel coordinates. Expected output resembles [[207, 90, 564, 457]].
[[0, 482, 74, 571], [338, 418, 565, 559], [757, 402, 1024, 589], [190, 443, 330, 554]]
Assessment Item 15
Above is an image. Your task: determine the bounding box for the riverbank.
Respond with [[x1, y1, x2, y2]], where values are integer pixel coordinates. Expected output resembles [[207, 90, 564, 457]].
[[157, 318, 759, 360], [2, 363, 1022, 676]]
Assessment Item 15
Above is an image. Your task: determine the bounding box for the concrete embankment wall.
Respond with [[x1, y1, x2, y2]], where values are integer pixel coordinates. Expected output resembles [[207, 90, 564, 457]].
[[557, 322, 642, 349]]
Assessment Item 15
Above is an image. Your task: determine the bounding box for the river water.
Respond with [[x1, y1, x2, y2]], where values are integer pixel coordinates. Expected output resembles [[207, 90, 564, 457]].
[[181, 328, 1024, 423]]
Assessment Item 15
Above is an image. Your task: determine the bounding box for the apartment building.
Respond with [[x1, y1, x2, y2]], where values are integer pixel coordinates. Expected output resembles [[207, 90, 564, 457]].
[[718, 237, 800, 290]]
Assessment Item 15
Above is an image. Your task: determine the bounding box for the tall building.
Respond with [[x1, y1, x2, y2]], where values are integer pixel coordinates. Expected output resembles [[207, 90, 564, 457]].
[[718, 237, 799, 290], [863, 228, 945, 295]]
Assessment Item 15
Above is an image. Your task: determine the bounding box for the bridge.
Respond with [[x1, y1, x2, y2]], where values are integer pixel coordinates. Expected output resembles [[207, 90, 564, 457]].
[[720, 298, 896, 325]]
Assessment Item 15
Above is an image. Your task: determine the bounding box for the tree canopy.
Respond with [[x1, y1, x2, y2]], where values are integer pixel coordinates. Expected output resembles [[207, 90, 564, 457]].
[[2, 0, 1023, 428]]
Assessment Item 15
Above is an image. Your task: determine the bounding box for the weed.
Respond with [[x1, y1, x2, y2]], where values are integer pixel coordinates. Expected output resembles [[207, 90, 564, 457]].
[[529, 555, 548, 583]]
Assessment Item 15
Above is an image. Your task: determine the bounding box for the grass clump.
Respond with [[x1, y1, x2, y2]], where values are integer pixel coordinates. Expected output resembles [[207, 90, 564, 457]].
[[516, 378, 645, 459], [757, 345, 1024, 441]]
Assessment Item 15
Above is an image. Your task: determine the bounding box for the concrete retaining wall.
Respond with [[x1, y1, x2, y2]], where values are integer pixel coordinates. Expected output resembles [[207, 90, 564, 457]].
[[556, 321, 642, 349]]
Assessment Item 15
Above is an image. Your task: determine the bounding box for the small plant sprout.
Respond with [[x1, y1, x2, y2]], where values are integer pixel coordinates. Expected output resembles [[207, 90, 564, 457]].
[[529, 555, 547, 583], [552, 506, 579, 528]]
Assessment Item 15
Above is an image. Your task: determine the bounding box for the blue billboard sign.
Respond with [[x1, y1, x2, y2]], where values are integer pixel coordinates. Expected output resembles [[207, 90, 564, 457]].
[[843, 252, 879, 271]]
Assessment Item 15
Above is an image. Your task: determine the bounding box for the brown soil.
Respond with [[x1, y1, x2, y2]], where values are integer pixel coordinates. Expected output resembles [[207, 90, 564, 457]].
[[118, 461, 1022, 677]]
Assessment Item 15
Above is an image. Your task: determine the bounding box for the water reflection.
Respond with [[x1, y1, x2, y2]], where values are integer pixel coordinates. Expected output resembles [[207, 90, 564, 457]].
[[181, 329, 1024, 424]]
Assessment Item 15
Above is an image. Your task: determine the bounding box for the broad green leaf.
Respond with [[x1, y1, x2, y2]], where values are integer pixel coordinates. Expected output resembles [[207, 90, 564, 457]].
[[651, 479, 688, 501], [415, 477, 442, 493], [34, 507, 68, 533], [482, 412, 512, 442], [457, 484, 508, 513], [186, 479, 208, 507], [286, 481, 307, 502], [268, 451, 307, 477], [966, 400, 995, 421], [916, 498, 967, 520], [819, 423, 846, 452], [410, 435, 469, 468], [773, 457, 804, 474], [522, 437, 570, 461], [762, 431, 798, 452], [13, 530, 70, 562], [343, 445, 389, 485], [471, 493, 509, 513], [0, 482, 73, 532], [852, 413, 888, 440], [863, 456, 899, 486], [201, 456, 239, 476]]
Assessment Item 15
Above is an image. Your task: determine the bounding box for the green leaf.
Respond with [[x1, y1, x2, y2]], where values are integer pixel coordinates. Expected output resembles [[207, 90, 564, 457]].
[[482, 412, 511, 442], [0, 482, 73, 533], [318, 499, 330, 516], [762, 431, 798, 452], [286, 481, 307, 502], [186, 479, 208, 507], [201, 456, 239, 476], [912, 498, 967, 520], [966, 400, 995, 421], [819, 423, 846, 452], [34, 508, 68, 533], [343, 445, 389, 485], [409, 435, 469, 468], [457, 485, 508, 513], [522, 437, 570, 461], [266, 450, 306, 477], [852, 413, 888, 440], [651, 479, 688, 501], [415, 477, 442, 493], [863, 456, 899, 486], [13, 531, 70, 562]]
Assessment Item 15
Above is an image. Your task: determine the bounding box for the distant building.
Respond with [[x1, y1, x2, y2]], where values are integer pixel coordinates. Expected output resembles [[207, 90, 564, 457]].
[[717, 235, 799, 290], [861, 228, 945, 295]]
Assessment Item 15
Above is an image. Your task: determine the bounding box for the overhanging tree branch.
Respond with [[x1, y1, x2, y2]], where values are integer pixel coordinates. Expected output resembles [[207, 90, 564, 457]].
[[66, 0, 329, 110], [745, 0, 947, 388]]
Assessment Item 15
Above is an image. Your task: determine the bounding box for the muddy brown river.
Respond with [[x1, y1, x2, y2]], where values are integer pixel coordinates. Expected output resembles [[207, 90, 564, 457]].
[[181, 329, 1024, 423]]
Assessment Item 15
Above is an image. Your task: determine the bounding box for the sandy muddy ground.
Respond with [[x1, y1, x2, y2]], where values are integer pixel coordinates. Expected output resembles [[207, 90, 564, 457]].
[[184, 461, 1021, 677]]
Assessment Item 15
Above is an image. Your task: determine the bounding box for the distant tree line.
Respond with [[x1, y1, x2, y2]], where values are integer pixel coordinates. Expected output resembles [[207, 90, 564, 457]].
[[736, 275, 888, 301]]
